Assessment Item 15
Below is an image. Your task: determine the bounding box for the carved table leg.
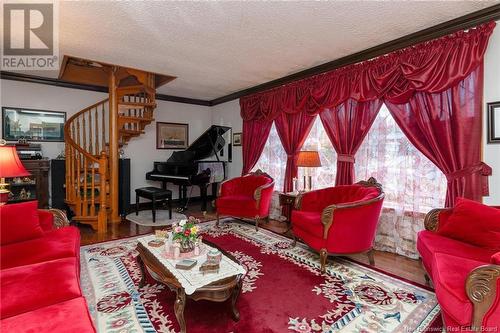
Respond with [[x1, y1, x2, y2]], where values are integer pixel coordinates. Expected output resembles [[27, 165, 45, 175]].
[[137, 254, 146, 288], [230, 277, 243, 322], [174, 288, 187, 333]]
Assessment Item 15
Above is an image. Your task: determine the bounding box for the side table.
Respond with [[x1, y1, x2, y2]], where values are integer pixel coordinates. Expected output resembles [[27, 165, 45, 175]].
[[278, 192, 301, 230]]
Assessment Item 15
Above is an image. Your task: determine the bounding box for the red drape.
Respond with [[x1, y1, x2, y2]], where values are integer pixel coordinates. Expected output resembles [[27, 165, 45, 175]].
[[385, 66, 487, 207], [241, 119, 273, 175], [240, 22, 495, 121], [239, 22, 495, 201], [320, 99, 383, 185], [275, 112, 316, 192]]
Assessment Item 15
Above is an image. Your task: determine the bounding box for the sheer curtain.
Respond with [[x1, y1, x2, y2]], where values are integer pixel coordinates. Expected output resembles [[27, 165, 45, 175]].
[[254, 117, 338, 192], [298, 116, 337, 190], [356, 105, 447, 258], [254, 118, 338, 219], [254, 123, 287, 191], [253, 123, 287, 219]]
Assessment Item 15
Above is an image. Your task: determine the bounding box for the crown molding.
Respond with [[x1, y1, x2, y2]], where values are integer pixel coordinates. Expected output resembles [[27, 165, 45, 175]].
[[0, 71, 212, 106]]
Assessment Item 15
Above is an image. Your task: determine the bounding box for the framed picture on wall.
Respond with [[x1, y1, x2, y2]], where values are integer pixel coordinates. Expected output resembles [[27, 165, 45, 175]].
[[487, 101, 500, 143], [233, 132, 242, 146], [2, 107, 66, 142], [156, 122, 189, 149]]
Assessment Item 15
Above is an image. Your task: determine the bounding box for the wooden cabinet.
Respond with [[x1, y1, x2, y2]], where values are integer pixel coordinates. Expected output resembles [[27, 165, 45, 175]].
[[6, 159, 50, 209]]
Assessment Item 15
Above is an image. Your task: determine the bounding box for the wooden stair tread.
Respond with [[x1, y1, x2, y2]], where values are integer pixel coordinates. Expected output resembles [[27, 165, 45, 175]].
[[119, 129, 145, 136], [118, 101, 156, 109], [118, 115, 154, 123]]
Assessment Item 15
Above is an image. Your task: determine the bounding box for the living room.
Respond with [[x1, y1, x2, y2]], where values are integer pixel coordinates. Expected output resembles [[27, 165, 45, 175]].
[[0, 1, 499, 333]]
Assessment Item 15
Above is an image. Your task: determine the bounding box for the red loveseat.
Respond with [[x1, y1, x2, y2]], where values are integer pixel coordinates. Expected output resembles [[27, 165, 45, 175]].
[[215, 170, 274, 230], [0, 201, 95, 333], [291, 177, 384, 272], [417, 198, 500, 332]]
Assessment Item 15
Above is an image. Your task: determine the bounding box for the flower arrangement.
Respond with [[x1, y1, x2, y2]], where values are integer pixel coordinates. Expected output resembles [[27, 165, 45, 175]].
[[172, 216, 200, 253]]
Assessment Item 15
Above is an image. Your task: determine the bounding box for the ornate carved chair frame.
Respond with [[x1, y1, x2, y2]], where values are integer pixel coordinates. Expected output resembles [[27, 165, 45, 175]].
[[423, 209, 500, 331], [40, 208, 71, 229], [293, 177, 385, 273]]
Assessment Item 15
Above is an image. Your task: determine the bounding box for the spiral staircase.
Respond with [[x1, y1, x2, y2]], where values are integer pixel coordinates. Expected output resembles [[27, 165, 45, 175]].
[[60, 56, 175, 233]]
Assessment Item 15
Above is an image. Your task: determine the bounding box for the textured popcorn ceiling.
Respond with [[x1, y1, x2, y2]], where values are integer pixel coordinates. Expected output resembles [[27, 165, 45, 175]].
[[48, 1, 500, 99]]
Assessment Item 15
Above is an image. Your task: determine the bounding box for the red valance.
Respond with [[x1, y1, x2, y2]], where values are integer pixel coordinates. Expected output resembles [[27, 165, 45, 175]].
[[240, 22, 495, 121]]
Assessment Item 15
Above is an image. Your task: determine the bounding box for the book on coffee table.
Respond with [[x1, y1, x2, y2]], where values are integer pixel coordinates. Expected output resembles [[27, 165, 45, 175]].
[[175, 259, 197, 270]]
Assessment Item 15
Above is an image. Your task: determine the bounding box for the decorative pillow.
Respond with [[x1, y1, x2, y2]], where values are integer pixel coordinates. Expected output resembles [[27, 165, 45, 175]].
[[0, 201, 43, 245], [438, 197, 500, 251]]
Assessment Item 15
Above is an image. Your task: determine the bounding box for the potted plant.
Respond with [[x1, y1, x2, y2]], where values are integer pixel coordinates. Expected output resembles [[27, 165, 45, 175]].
[[172, 216, 200, 253]]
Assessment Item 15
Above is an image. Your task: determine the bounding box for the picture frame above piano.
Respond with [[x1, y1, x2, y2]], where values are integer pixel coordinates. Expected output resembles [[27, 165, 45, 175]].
[[156, 122, 189, 149]]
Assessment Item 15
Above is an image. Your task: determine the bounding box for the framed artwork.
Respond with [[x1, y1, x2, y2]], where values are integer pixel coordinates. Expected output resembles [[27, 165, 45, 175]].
[[156, 122, 189, 149], [2, 107, 66, 142], [487, 102, 500, 143], [233, 132, 242, 146]]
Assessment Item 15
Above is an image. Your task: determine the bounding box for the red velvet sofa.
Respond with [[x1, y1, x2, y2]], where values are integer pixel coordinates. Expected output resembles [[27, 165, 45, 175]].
[[215, 170, 274, 230], [0, 201, 95, 333], [291, 177, 384, 272], [417, 198, 500, 332]]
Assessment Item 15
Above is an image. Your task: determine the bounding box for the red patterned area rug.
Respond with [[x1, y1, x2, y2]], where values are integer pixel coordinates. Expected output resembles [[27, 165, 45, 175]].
[[81, 219, 441, 332]]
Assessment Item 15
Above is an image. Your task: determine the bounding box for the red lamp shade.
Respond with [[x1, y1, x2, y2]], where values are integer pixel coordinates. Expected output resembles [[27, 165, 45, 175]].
[[0, 146, 30, 178], [297, 151, 322, 167]]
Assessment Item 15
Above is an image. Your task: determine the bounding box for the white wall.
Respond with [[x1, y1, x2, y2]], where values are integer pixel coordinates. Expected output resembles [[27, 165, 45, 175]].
[[211, 100, 243, 179], [0, 80, 213, 204], [483, 21, 500, 205]]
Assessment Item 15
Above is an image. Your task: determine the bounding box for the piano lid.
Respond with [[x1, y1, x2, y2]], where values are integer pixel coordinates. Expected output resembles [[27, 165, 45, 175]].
[[185, 125, 231, 161]]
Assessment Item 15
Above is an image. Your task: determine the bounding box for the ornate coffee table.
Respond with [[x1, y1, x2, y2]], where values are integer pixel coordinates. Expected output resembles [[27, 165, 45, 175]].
[[136, 235, 246, 333]]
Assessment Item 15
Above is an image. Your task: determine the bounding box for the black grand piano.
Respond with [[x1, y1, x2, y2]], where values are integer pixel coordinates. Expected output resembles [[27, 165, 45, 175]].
[[146, 125, 231, 212]]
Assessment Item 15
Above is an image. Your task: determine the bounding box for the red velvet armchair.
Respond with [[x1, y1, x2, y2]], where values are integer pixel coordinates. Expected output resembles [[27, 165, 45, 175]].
[[215, 170, 274, 230], [291, 178, 384, 273], [417, 200, 500, 332]]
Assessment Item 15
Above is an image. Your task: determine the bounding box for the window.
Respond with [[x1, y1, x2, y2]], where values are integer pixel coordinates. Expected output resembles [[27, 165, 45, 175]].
[[253, 105, 447, 213], [254, 117, 337, 192], [355, 105, 447, 213], [253, 105, 447, 258], [253, 123, 287, 191], [297, 117, 337, 190]]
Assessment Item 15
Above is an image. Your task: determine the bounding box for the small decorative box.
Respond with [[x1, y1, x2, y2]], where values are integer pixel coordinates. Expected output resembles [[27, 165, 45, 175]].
[[199, 261, 220, 274], [207, 249, 222, 264]]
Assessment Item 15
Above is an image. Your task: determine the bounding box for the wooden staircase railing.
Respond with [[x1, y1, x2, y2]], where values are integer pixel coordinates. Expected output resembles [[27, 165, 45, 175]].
[[64, 72, 157, 233], [64, 99, 110, 232]]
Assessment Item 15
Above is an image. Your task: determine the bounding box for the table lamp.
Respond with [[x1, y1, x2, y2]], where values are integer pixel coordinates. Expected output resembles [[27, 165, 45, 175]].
[[0, 143, 30, 205], [297, 150, 321, 191]]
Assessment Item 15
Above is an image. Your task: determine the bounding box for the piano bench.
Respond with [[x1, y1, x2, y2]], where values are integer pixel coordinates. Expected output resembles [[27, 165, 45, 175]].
[[135, 187, 172, 222]]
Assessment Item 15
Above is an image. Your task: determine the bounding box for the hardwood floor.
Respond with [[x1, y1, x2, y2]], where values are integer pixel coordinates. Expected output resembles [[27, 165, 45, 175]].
[[77, 203, 429, 287]]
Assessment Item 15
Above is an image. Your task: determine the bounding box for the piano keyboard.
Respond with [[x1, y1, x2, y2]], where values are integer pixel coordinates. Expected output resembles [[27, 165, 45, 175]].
[[148, 174, 190, 180]]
